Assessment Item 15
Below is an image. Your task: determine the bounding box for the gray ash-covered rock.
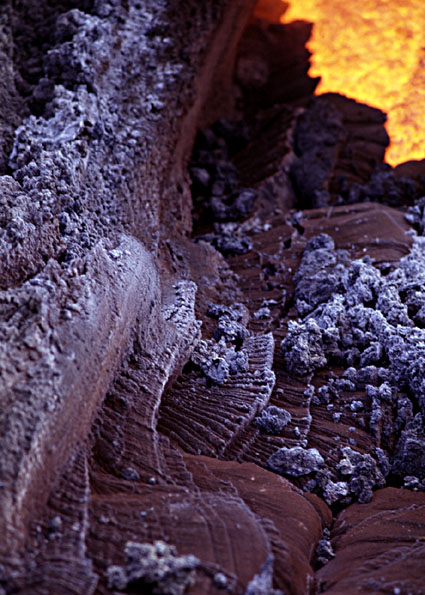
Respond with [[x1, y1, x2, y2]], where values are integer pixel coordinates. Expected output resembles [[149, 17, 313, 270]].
[[311, 380, 340, 406], [3, 8, 127, 278], [207, 302, 249, 324], [191, 338, 249, 385], [254, 406, 292, 435], [405, 196, 425, 234], [281, 232, 425, 398], [292, 233, 350, 318], [253, 306, 271, 320], [281, 318, 327, 376], [191, 302, 251, 384], [209, 302, 250, 343], [106, 541, 199, 594], [213, 314, 250, 344], [245, 555, 283, 595], [267, 446, 324, 477], [336, 446, 388, 504], [403, 475, 425, 491], [321, 480, 349, 506], [2, 0, 243, 288], [307, 447, 389, 505], [0, 0, 264, 577], [342, 365, 382, 390], [281, 231, 425, 496]]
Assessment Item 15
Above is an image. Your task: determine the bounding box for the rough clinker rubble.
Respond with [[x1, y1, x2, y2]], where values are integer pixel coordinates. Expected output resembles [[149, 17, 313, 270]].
[[281, 231, 425, 498]]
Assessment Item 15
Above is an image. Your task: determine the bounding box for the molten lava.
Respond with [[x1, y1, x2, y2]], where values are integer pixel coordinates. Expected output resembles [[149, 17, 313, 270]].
[[281, 0, 425, 166]]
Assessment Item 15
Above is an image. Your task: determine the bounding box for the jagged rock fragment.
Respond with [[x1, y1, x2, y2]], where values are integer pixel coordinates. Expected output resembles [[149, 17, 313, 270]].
[[405, 196, 425, 233], [191, 337, 249, 385], [293, 233, 349, 317], [106, 541, 199, 594], [245, 555, 282, 595], [322, 481, 349, 506], [290, 97, 345, 209], [207, 302, 249, 323], [254, 406, 292, 435], [267, 446, 324, 477], [213, 315, 250, 344], [201, 222, 253, 256], [314, 528, 335, 566], [336, 447, 386, 504], [281, 318, 327, 376]]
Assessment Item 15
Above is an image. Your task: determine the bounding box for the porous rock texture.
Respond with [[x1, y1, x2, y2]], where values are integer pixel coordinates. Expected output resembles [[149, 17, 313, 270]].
[[2, 1, 425, 594]]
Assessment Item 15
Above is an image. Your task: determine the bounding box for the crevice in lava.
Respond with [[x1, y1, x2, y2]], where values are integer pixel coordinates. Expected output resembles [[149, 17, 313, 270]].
[[165, 1, 425, 589]]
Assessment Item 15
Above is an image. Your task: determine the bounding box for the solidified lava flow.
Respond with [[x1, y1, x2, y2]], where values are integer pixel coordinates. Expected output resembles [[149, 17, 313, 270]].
[[281, 0, 425, 166], [3, 1, 425, 592]]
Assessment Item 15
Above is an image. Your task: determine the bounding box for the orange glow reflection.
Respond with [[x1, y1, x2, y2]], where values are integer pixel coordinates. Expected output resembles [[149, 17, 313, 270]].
[[281, 0, 425, 166]]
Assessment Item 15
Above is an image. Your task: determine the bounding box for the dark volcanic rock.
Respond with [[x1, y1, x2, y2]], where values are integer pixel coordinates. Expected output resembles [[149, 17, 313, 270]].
[[200, 222, 254, 257], [209, 188, 258, 222], [290, 97, 345, 209], [320, 93, 391, 199], [344, 163, 418, 207], [0, 5, 24, 173]]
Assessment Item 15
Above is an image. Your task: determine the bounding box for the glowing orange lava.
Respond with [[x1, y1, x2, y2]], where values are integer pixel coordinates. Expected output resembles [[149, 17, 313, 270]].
[[281, 0, 425, 166]]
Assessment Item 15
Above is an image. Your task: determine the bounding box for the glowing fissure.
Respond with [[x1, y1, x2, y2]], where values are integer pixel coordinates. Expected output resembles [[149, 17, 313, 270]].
[[281, 0, 425, 166]]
